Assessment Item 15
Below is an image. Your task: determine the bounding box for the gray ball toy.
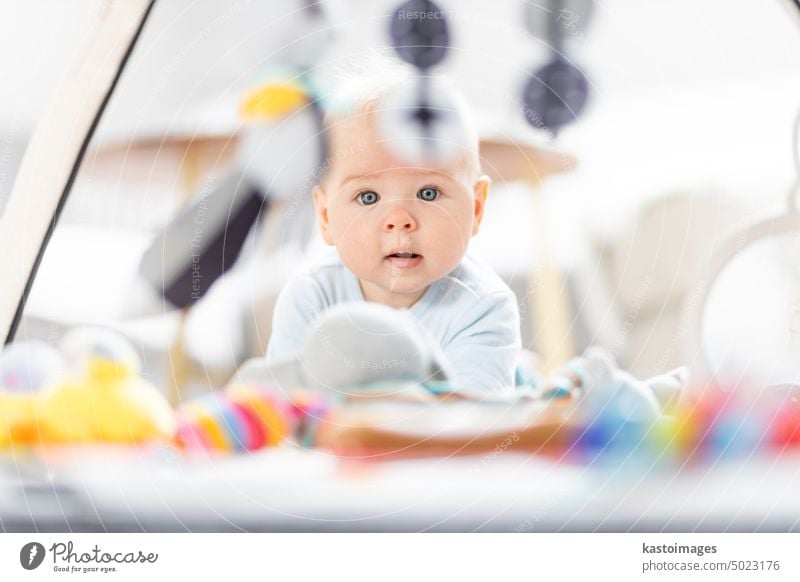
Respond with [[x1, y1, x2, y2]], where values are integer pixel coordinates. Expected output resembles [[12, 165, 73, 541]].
[[235, 302, 452, 396]]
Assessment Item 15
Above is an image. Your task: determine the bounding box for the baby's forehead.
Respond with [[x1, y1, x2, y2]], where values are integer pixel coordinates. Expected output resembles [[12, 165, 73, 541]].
[[326, 113, 478, 184]]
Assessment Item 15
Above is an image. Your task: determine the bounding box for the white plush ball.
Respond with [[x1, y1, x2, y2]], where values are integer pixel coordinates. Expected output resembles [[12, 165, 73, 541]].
[[301, 302, 448, 394], [375, 76, 469, 166], [0, 340, 63, 392], [267, 0, 343, 70], [60, 327, 141, 377]]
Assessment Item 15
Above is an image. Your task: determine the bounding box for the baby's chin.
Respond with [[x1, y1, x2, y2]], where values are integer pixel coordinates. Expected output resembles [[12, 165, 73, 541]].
[[382, 276, 430, 296], [357, 268, 433, 300], [375, 266, 430, 292]]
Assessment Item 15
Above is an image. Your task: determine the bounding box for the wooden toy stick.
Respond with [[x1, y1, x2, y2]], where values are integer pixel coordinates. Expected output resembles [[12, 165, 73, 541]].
[[529, 185, 575, 372], [0, 0, 156, 343], [477, 138, 577, 371]]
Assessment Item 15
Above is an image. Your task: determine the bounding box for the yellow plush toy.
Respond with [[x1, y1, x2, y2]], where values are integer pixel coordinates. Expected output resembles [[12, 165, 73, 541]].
[[0, 329, 175, 447], [0, 393, 40, 446]]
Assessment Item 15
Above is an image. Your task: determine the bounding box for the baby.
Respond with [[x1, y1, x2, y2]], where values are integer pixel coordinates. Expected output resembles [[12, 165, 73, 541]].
[[266, 73, 521, 392]]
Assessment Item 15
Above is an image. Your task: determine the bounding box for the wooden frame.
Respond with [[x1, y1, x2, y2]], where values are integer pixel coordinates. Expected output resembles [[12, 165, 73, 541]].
[[0, 0, 156, 342]]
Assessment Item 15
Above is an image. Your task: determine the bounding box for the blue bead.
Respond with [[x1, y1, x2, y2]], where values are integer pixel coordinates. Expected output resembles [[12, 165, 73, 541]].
[[522, 57, 589, 135], [577, 409, 649, 455], [389, 0, 449, 69]]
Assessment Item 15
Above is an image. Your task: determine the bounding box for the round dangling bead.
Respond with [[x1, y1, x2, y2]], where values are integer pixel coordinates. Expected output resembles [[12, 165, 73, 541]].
[[389, 0, 450, 70], [521, 56, 588, 135]]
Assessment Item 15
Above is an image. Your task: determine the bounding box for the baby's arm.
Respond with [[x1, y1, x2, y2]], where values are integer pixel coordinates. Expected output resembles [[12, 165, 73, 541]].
[[441, 291, 522, 392], [265, 274, 327, 364]]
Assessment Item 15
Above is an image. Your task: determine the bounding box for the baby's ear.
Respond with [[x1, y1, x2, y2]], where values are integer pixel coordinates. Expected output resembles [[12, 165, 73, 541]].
[[312, 185, 334, 245], [471, 175, 491, 236]]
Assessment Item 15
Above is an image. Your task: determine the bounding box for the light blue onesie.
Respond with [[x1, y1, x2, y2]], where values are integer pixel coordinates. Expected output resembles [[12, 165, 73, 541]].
[[266, 249, 522, 391]]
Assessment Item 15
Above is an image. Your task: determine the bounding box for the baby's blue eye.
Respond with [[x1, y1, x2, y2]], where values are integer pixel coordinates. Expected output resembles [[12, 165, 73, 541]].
[[357, 191, 380, 205], [417, 187, 440, 201]]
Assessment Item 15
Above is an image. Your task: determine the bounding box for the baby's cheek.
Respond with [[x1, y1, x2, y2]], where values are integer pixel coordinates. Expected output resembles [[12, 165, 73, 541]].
[[332, 212, 366, 250], [337, 236, 374, 277], [429, 224, 468, 274], [438, 217, 471, 254]]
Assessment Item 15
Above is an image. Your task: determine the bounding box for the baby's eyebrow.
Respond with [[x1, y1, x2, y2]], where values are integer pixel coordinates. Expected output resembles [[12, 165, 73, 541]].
[[339, 173, 369, 187], [339, 168, 461, 187]]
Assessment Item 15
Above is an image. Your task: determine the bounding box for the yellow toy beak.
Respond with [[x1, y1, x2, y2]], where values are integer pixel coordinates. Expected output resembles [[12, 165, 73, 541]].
[[240, 81, 310, 121]]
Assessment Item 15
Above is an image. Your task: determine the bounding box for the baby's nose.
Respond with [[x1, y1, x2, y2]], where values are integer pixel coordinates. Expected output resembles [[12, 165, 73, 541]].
[[382, 206, 417, 232]]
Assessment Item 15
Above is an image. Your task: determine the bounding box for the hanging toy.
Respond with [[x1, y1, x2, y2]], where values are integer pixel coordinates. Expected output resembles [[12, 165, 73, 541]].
[[379, 0, 467, 164], [134, 1, 340, 314], [523, 0, 594, 42], [267, 0, 343, 71], [521, 0, 592, 136], [389, 0, 449, 69], [376, 75, 469, 166], [237, 70, 328, 219], [521, 57, 588, 135], [137, 71, 329, 311]]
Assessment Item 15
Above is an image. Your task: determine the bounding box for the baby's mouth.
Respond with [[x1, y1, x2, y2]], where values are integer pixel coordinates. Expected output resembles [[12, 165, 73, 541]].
[[385, 251, 423, 269]]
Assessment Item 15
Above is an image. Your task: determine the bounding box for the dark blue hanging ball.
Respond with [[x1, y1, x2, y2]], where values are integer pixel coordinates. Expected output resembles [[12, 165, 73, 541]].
[[390, 0, 449, 69], [522, 57, 589, 135]]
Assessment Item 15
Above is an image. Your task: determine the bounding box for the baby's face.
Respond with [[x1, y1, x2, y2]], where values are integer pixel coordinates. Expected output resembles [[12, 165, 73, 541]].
[[313, 113, 489, 308]]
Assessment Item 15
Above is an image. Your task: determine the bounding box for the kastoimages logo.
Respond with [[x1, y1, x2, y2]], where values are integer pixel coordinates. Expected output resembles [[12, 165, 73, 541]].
[[20, 542, 46, 570]]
